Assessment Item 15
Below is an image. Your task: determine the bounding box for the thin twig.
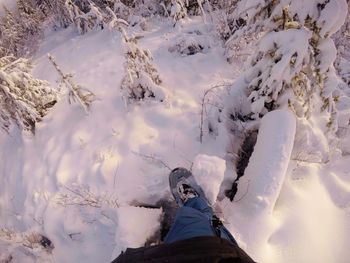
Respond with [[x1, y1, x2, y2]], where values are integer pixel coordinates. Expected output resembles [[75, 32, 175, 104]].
[[133, 152, 172, 171], [233, 180, 250, 202], [113, 163, 119, 189], [200, 82, 233, 143]]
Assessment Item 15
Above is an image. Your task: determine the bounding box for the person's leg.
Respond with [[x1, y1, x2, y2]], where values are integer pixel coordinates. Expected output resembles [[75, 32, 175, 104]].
[[184, 196, 213, 219], [187, 197, 237, 245], [164, 197, 214, 244], [164, 197, 237, 245]]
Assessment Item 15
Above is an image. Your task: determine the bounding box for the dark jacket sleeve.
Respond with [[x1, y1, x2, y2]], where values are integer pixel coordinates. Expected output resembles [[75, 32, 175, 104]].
[[112, 236, 256, 263]]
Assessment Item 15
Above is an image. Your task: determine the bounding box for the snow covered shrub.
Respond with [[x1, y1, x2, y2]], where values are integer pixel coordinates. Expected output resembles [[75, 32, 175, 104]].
[[0, 228, 54, 262], [113, 0, 133, 21], [110, 0, 148, 27], [202, 0, 349, 187], [332, 8, 350, 155], [35, 0, 73, 28], [0, 56, 57, 133], [225, 30, 262, 64], [221, 1, 348, 145], [208, 6, 232, 41], [168, 30, 210, 56], [48, 54, 95, 113], [121, 35, 166, 103], [168, 0, 188, 24], [105, 6, 129, 31], [333, 6, 350, 88], [66, 0, 105, 34], [65, 1, 138, 34], [131, 0, 164, 17], [0, 0, 44, 57], [167, 0, 206, 17]]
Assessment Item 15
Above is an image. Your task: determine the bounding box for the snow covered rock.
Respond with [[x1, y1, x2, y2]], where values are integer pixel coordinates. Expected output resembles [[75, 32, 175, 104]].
[[192, 154, 226, 204]]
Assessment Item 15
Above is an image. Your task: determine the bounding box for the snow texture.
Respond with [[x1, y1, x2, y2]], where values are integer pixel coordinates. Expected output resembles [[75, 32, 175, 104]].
[[192, 154, 226, 205], [236, 110, 296, 215], [111, 206, 162, 259], [0, 3, 350, 263]]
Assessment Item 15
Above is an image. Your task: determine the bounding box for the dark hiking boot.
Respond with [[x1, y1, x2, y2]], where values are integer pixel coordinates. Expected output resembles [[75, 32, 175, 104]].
[[169, 167, 207, 206]]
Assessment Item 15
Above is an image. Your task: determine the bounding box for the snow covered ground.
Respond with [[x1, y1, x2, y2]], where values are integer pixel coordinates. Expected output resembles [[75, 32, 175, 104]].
[[1, 16, 350, 263]]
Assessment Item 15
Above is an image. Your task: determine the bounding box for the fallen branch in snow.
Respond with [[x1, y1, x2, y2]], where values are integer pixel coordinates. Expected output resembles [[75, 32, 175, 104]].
[[291, 150, 329, 164], [54, 185, 119, 208], [291, 158, 329, 164], [0, 228, 54, 255], [133, 151, 172, 171], [48, 54, 95, 114], [199, 82, 232, 143]]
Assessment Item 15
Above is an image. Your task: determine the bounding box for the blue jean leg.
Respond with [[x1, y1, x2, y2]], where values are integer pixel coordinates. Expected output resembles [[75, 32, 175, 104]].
[[164, 197, 237, 245]]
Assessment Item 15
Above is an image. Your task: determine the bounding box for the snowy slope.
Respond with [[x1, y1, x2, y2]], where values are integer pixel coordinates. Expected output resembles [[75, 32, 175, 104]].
[[0, 18, 234, 262], [1, 16, 350, 263]]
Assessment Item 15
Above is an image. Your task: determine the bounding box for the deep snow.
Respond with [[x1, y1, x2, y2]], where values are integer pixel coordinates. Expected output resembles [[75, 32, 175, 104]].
[[0, 16, 350, 263]]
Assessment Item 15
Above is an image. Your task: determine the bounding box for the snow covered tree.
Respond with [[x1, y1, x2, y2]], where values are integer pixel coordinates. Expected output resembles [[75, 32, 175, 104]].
[[0, 7, 22, 57], [333, 2, 350, 88], [0, 0, 44, 57], [201, 0, 349, 180], [169, 0, 188, 24], [112, 0, 132, 21], [219, 0, 348, 143], [16, 0, 44, 54], [105, 6, 129, 31], [35, 0, 72, 28], [48, 54, 95, 113], [121, 34, 166, 103], [66, 1, 109, 34], [0, 56, 57, 133]]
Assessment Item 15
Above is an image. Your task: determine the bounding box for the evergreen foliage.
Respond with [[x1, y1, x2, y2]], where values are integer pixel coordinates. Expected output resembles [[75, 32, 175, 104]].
[[0, 56, 57, 133], [35, 0, 72, 28], [0, 0, 44, 57], [220, 1, 348, 137], [121, 35, 166, 103], [48, 54, 95, 114]]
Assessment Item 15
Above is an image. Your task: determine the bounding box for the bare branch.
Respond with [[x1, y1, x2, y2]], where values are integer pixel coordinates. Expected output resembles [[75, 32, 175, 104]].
[[200, 82, 233, 143], [133, 151, 172, 171]]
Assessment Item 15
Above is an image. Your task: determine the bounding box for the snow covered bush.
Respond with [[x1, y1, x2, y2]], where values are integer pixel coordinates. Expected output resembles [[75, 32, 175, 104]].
[[48, 54, 95, 113], [168, 30, 210, 56], [65, 0, 105, 34], [218, 0, 348, 151], [333, 5, 350, 88], [105, 6, 129, 32], [35, 0, 72, 28], [120, 35, 167, 103], [332, 7, 350, 155], [112, 0, 132, 21], [64, 1, 136, 34], [169, 0, 188, 24], [0, 56, 57, 133], [0, 228, 54, 262]]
